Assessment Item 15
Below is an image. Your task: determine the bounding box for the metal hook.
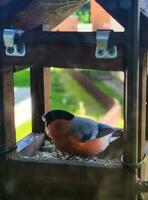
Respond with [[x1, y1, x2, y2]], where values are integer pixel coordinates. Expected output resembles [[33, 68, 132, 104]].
[[95, 30, 117, 59], [3, 28, 26, 57]]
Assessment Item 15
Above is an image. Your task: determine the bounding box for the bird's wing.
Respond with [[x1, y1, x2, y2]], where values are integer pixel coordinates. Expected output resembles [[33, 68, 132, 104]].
[[70, 117, 123, 142], [97, 123, 123, 138], [70, 117, 99, 141], [97, 123, 115, 138]]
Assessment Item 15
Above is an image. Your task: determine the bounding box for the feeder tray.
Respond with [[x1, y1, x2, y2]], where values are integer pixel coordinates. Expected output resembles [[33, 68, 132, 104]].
[[16, 133, 123, 168], [7, 133, 125, 200]]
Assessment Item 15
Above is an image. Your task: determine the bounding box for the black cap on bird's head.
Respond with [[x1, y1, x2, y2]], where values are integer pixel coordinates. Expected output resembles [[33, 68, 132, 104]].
[[42, 110, 74, 126]]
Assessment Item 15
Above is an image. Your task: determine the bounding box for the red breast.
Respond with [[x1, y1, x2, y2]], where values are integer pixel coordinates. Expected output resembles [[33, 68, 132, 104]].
[[46, 119, 107, 156]]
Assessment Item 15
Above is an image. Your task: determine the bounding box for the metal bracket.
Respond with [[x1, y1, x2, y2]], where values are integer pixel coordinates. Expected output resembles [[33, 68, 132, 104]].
[[95, 30, 117, 59], [3, 29, 26, 57], [120, 153, 147, 171]]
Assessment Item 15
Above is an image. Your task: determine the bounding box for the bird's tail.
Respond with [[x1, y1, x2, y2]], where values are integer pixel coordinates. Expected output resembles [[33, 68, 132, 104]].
[[109, 129, 124, 143]]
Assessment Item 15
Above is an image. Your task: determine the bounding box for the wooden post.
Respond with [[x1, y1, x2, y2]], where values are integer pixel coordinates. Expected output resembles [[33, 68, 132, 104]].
[[146, 73, 148, 140], [124, 0, 140, 199], [0, 66, 16, 197], [30, 67, 50, 133], [0, 66, 16, 157], [138, 51, 147, 179]]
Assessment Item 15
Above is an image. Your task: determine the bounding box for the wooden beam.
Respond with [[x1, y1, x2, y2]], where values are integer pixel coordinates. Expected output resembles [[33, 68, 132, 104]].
[[43, 68, 51, 113], [0, 66, 16, 197], [0, 31, 126, 45], [20, 31, 126, 45], [6, 159, 127, 199], [124, 0, 140, 199], [1, 44, 123, 71], [6, 0, 87, 31], [138, 50, 147, 179], [147, 75, 148, 140], [5, 29, 148, 51], [124, 1, 140, 166], [0, 32, 124, 71], [0, 66, 16, 158], [30, 67, 50, 133]]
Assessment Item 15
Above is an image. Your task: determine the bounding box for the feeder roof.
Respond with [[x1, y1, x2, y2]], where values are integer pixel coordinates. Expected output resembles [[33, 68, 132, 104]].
[[0, 0, 87, 31], [96, 0, 148, 31]]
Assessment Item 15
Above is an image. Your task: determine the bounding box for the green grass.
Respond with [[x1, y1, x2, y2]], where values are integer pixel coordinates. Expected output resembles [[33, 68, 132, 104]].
[[51, 69, 106, 120], [16, 120, 32, 142], [14, 68, 30, 87]]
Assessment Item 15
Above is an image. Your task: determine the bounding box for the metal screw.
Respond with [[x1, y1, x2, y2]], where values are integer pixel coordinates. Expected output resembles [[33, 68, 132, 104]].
[[7, 47, 14, 54], [97, 49, 105, 56], [16, 43, 24, 54], [108, 47, 115, 56]]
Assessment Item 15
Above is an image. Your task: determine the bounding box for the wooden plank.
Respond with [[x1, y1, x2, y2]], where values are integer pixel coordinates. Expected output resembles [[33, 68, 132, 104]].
[[145, 141, 148, 180], [30, 67, 50, 133], [17, 133, 44, 157], [0, 159, 6, 198], [0, 43, 124, 71], [138, 50, 147, 179], [44, 68, 51, 113], [147, 75, 148, 140], [0, 66, 16, 197], [124, 1, 140, 199], [6, 0, 87, 31], [0, 31, 126, 45], [5, 186, 125, 200], [20, 31, 126, 45], [124, 1, 140, 166], [0, 32, 124, 70], [6, 159, 127, 199], [3, 30, 148, 50], [0, 66, 16, 158]]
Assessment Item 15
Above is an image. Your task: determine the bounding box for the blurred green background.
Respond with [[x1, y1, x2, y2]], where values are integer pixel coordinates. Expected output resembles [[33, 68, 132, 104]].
[[14, 68, 123, 141]]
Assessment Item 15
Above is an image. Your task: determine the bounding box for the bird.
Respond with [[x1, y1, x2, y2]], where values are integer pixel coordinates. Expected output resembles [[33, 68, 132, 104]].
[[0, 0, 87, 31], [42, 109, 123, 157]]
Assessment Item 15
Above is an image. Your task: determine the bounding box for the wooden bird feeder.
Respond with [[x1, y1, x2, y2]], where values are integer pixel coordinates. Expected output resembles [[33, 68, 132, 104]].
[[0, 0, 148, 199]]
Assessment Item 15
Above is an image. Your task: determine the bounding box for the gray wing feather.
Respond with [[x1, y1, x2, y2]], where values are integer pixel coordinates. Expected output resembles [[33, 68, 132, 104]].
[[70, 117, 98, 141]]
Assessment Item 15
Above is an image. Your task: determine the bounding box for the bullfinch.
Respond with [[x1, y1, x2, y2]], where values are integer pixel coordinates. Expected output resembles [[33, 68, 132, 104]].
[[42, 110, 123, 157]]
